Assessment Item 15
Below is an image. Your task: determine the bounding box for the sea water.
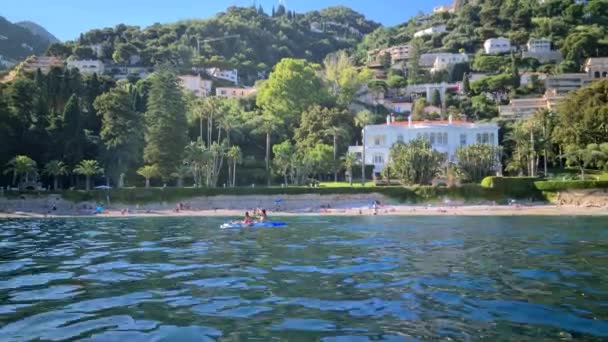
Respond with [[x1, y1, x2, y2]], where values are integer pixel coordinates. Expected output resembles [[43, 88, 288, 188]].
[[0, 216, 607, 341]]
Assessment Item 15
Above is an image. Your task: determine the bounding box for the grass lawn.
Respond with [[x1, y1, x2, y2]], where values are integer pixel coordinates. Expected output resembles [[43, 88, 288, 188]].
[[318, 182, 376, 188]]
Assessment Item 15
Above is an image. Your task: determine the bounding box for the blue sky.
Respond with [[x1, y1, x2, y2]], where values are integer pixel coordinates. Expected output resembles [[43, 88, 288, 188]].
[[1, 0, 447, 41]]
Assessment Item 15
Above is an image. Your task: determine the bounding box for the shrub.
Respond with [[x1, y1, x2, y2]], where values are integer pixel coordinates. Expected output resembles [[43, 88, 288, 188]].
[[480, 176, 542, 198], [534, 180, 608, 192]]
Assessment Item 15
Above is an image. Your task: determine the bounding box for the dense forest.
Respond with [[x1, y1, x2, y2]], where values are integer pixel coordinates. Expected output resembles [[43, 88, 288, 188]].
[[43, 5, 379, 85]]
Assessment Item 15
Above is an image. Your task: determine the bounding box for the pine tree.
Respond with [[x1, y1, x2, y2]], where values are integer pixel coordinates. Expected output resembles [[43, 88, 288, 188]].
[[83, 73, 102, 132], [258, 5, 264, 15], [431, 89, 442, 107], [143, 67, 189, 180], [272, 6, 276, 17], [94, 87, 144, 186], [408, 39, 422, 84]]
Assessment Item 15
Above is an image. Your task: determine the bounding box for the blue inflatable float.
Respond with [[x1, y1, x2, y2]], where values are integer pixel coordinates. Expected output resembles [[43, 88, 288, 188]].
[[221, 222, 287, 229]]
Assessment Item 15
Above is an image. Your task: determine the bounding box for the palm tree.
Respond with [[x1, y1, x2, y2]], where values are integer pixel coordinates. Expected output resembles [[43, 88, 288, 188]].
[[3, 155, 37, 188], [226, 145, 243, 187], [354, 110, 375, 129], [73, 160, 103, 191], [341, 152, 357, 186], [251, 109, 284, 186], [324, 126, 349, 182], [171, 164, 190, 188], [137, 165, 159, 188], [184, 139, 211, 188], [43, 160, 68, 191], [531, 109, 554, 176], [209, 142, 226, 187]]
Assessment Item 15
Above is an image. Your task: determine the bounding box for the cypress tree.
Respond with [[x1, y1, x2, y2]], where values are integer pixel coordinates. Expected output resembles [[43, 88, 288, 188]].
[[462, 73, 471, 96], [62, 94, 85, 166], [510, 53, 520, 88], [431, 89, 442, 107], [143, 67, 189, 180], [271, 6, 275, 17]]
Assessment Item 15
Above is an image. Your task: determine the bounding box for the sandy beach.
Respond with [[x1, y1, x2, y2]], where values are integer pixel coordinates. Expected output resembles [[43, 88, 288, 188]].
[[2, 204, 607, 218]]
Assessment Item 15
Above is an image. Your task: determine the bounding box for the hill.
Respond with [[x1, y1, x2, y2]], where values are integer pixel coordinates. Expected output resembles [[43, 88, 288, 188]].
[[0, 17, 54, 67], [46, 5, 379, 85], [16, 21, 60, 44], [356, 0, 608, 70]]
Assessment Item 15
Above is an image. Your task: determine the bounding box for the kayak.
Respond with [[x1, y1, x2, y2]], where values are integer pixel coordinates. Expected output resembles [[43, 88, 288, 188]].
[[220, 221, 287, 229]]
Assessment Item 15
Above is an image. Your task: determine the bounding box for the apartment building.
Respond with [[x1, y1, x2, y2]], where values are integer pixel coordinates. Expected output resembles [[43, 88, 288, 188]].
[[66, 59, 105, 74], [178, 75, 213, 98], [498, 93, 564, 120], [522, 38, 563, 63], [21, 56, 64, 74], [431, 53, 469, 73], [545, 73, 593, 94]]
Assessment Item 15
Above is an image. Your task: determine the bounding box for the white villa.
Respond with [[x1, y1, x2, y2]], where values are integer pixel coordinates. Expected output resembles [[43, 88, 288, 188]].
[[483, 37, 511, 54], [205, 68, 238, 84], [522, 38, 563, 63], [431, 53, 469, 73], [66, 59, 105, 74], [348, 116, 499, 173], [414, 25, 447, 38], [178, 75, 213, 98]]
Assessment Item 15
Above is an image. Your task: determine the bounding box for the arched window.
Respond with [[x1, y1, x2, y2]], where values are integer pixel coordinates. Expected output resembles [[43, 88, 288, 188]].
[[603, 72, 608, 78], [595, 71, 601, 79]]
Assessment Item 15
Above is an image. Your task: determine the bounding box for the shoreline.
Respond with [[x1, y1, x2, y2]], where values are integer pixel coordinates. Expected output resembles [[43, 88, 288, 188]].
[[2, 204, 607, 218]]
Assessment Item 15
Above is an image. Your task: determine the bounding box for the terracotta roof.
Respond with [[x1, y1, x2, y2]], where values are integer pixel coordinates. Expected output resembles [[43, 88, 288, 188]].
[[387, 120, 475, 126]]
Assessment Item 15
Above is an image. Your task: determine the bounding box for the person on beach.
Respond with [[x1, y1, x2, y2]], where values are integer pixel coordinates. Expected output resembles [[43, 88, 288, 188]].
[[372, 201, 379, 215]]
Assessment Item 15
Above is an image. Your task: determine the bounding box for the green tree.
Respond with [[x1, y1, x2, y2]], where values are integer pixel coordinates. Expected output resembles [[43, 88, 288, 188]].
[[256, 58, 328, 127], [273, 140, 295, 186], [61, 94, 86, 167], [553, 79, 608, 150], [137, 165, 159, 188], [226, 145, 242, 187], [43, 160, 68, 190], [341, 152, 357, 185], [324, 51, 373, 106], [94, 87, 144, 186], [407, 39, 422, 84], [3, 155, 37, 187], [323, 126, 350, 182], [306, 143, 334, 181], [388, 138, 446, 185], [73, 160, 103, 191], [144, 67, 189, 180], [431, 89, 442, 107], [455, 143, 501, 183], [249, 109, 284, 186], [462, 73, 471, 96]]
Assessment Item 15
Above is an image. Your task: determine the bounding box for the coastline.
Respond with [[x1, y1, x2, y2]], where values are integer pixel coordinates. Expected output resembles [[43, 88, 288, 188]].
[[2, 204, 607, 218]]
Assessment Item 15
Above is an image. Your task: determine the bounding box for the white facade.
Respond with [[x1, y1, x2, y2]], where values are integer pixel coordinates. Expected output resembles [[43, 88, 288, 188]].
[[205, 68, 238, 84], [519, 72, 546, 87], [431, 53, 469, 73], [483, 37, 511, 54], [349, 117, 499, 173], [414, 25, 447, 38], [527, 38, 551, 53], [178, 75, 213, 98], [584, 57, 608, 79], [67, 59, 105, 74]]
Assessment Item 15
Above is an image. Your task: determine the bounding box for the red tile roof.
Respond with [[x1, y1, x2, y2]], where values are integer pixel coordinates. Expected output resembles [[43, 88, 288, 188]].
[[387, 120, 473, 126]]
